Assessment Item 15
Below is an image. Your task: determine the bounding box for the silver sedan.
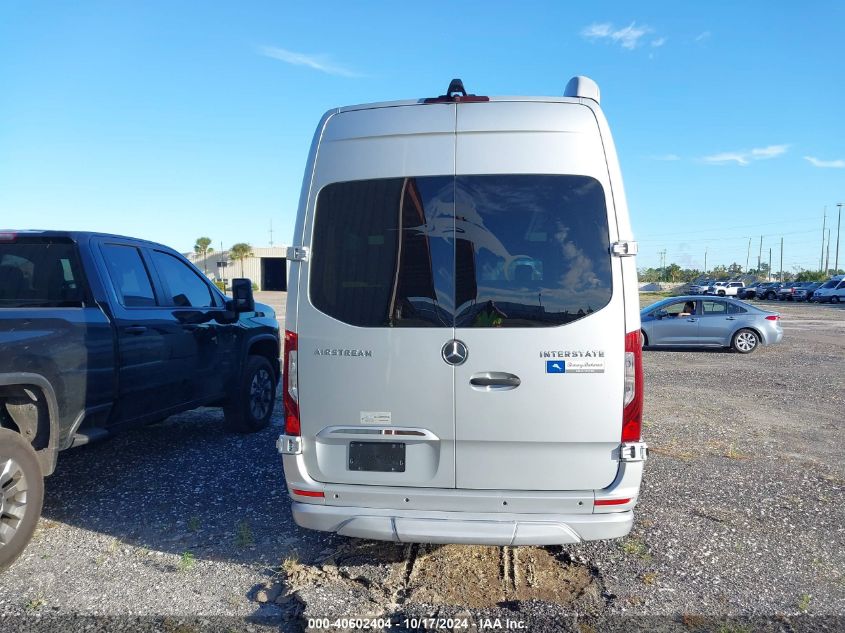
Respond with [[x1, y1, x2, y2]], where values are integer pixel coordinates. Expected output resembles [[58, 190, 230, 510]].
[[640, 296, 783, 353]]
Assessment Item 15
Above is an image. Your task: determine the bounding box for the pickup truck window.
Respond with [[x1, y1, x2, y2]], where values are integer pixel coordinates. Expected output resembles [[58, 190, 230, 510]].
[[150, 250, 215, 308], [0, 240, 85, 307], [102, 244, 157, 307]]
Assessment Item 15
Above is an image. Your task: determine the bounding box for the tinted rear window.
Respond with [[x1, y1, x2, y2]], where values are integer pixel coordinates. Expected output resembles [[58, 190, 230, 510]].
[[309, 175, 612, 328], [0, 239, 86, 307]]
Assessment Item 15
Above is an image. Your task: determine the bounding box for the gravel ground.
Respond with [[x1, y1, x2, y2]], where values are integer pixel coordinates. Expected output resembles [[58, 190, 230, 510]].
[[1, 295, 843, 632]]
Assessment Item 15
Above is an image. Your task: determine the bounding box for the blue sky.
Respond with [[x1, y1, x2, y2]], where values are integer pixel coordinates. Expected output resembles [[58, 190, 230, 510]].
[[1, 1, 844, 272]]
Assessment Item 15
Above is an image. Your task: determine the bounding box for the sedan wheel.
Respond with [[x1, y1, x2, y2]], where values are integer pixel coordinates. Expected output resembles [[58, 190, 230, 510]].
[[732, 329, 759, 354]]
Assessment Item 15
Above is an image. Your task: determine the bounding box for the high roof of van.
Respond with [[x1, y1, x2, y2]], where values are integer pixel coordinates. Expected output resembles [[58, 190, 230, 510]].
[[336, 96, 593, 114]]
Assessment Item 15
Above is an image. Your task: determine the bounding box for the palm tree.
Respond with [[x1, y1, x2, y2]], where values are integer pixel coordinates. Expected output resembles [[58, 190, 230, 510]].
[[193, 237, 214, 275], [230, 242, 254, 277]]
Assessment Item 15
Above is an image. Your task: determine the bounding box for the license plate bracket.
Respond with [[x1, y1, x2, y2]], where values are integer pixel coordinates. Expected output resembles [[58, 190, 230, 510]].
[[348, 442, 406, 472]]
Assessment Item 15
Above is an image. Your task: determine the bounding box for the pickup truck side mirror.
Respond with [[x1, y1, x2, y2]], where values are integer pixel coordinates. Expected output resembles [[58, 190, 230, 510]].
[[656, 309, 668, 319], [231, 278, 255, 313]]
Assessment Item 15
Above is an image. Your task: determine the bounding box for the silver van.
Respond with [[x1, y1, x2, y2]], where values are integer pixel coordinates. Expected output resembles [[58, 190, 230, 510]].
[[278, 77, 647, 546]]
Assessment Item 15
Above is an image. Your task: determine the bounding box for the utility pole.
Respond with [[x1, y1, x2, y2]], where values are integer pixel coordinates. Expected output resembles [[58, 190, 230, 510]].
[[269, 219, 274, 248], [658, 249, 667, 280], [820, 207, 827, 271], [704, 248, 707, 274], [779, 237, 783, 282], [768, 248, 772, 282], [836, 203, 842, 273], [745, 237, 751, 272], [825, 229, 831, 273], [757, 235, 763, 272]]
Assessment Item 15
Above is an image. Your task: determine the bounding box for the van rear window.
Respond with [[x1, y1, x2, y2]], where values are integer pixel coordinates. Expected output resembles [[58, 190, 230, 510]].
[[310, 175, 612, 328], [0, 239, 86, 308]]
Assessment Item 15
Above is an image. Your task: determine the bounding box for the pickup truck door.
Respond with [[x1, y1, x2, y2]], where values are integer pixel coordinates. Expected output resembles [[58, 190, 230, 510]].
[[97, 241, 185, 421], [145, 248, 235, 403]]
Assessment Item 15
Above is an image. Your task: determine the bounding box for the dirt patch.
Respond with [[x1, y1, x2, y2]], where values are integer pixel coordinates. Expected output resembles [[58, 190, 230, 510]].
[[262, 540, 603, 622], [408, 545, 600, 608]]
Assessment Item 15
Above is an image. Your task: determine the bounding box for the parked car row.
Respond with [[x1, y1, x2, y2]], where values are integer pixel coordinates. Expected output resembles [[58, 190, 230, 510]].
[[738, 276, 845, 303], [689, 277, 845, 303]]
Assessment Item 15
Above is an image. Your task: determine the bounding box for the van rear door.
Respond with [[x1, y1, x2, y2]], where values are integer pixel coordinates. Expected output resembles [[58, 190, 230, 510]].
[[452, 101, 624, 491], [297, 104, 457, 488]]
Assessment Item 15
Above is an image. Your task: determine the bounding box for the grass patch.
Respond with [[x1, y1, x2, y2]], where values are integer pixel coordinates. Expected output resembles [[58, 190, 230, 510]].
[[620, 536, 651, 561], [724, 444, 750, 460], [798, 593, 812, 612], [641, 571, 658, 585], [24, 597, 46, 611], [235, 521, 255, 548], [179, 550, 196, 572], [187, 516, 200, 532]]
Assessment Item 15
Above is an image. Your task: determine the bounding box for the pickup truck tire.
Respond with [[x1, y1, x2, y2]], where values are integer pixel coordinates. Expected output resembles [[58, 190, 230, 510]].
[[0, 428, 44, 571], [717, 290, 726, 296], [223, 355, 276, 433]]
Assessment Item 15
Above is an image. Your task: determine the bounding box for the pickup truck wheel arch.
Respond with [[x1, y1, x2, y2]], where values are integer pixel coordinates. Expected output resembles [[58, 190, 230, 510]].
[[0, 374, 59, 477]]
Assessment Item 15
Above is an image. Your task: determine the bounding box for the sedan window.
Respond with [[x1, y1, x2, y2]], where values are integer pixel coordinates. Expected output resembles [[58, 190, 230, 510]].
[[701, 300, 727, 315]]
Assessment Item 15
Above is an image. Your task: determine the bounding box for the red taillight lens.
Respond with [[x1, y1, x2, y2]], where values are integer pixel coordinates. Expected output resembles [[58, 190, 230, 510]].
[[283, 330, 300, 436], [765, 315, 779, 321], [622, 330, 643, 442], [291, 488, 324, 498], [595, 498, 632, 506], [0, 232, 17, 242]]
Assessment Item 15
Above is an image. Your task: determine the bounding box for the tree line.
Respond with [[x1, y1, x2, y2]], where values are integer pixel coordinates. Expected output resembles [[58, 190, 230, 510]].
[[639, 262, 843, 283]]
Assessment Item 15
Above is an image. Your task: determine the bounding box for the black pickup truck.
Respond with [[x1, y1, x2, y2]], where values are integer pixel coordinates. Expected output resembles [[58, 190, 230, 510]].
[[0, 230, 280, 569]]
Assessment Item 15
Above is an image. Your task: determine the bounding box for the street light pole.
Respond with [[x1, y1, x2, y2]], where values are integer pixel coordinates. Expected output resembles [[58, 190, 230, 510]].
[[836, 203, 842, 273], [820, 207, 827, 271]]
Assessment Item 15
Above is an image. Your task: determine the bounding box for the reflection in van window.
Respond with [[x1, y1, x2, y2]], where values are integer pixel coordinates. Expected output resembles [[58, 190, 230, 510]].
[[310, 175, 612, 328], [311, 177, 454, 327], [455, 175, 612, 327]]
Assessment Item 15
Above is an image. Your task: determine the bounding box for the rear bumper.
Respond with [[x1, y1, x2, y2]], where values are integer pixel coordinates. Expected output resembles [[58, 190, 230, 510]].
[[291, 502, 633, 545]]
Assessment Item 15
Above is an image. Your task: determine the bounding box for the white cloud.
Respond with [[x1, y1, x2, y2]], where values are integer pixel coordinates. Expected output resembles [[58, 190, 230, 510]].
[[751, 144, 789, 159], [804, 156, 845, 168], [258, 46, 362, 77], [695, 31, 711, 42], [702, 144, 789, 166], [651, 153, 681, 161], [651, 37, 666, 48], [581, 22, 654, 50]]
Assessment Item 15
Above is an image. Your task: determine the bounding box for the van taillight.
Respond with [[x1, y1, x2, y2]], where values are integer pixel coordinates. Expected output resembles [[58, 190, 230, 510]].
[[283, 330, 300, 436], [622, 330, 643, 442]]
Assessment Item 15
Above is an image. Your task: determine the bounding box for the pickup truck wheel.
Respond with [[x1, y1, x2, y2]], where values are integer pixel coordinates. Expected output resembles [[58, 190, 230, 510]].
[[732, 329, 759, 354], [0, 428, 44, 571], [223, 356, 276, 433]]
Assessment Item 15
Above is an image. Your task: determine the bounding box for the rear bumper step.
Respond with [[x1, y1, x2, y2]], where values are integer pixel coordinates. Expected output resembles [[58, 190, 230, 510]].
[[291, 502, 633, 545]]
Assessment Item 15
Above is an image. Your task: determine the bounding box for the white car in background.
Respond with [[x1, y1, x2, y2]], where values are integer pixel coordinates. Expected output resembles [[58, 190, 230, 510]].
[[812, 275, 845, 303], [709, 281, 745, 296]]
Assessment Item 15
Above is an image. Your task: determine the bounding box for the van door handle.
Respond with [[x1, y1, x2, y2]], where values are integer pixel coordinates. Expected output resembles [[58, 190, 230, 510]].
[[470, 372, 521, 391], [726, 316, 737, 320], [125, 325, 147, 335]]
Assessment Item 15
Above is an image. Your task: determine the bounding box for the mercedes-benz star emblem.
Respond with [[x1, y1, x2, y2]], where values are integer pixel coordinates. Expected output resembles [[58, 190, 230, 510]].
[[441, 339, 468, 366]]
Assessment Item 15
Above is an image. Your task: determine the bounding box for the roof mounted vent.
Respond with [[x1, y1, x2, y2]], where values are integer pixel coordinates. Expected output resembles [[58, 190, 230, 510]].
[[564, 76, 600, 104], [424, 78, 490, 103]]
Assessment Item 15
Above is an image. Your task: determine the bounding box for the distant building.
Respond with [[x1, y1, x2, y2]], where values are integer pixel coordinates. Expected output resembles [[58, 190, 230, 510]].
[[186, 246, 290, 291]]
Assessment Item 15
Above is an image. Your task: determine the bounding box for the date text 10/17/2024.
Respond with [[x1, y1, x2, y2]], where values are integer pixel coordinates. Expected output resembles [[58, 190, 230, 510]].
[[307, 617, 527, 630]]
